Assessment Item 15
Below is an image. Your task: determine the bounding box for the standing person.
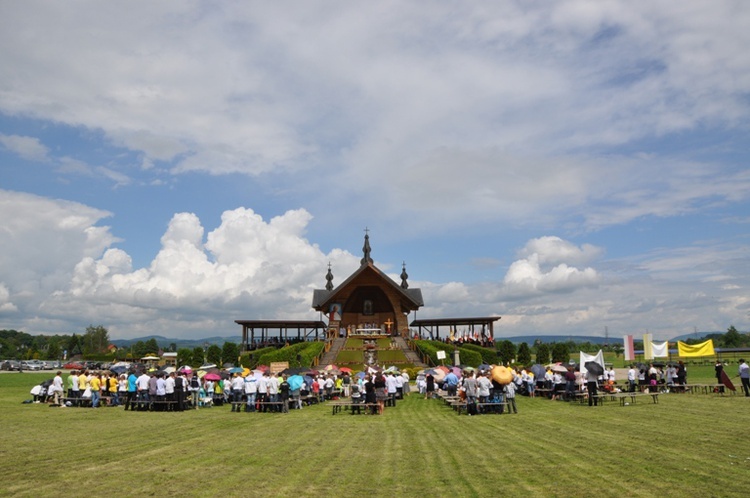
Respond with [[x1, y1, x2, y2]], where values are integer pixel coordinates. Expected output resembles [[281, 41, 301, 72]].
[[173, 372, 185, 411], [676, 361, 687, 390], [164, 373, 175, 410], [78, 370, 89, 406], [342, 373, 351, 398], [66, 370, 75, 400], [394, 372, 404, 399], [627, 365, 637, 393], [364, 375, 377, 414], [189, 373, 200, 409], [89, 371, 101, 408], [443, 369, 459, 397], [279, 375, 290, 413], [124, 371, 137, 411], [109, 373, 119, 406], [257, 372, 269, 411], [738, 359, 750, 397], [373, 373, 388, 415], [51, 371, 64, 405], [463, 371, 478, 415], [586, 368, 599, 406], [136, 370, 150, 410], [715, 360, 725, 394], [324, 375, 334, 401], [70, 370, 80, 405], [244, 376, 257, 412], [155, 373, 166, 411], [504, 381, 518, 413], [385, 372, 398, 407], [231, 373, 244, 412], [425, 373, 435, 399], [267, 373, 280, 412], [401, 371, 410, 396], [477, 371, 492, 412]]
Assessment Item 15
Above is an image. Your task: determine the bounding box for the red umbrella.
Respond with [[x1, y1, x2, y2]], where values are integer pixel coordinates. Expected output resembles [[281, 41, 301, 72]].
[[204, 373, 221, 381], [339, 367, 353, 374]]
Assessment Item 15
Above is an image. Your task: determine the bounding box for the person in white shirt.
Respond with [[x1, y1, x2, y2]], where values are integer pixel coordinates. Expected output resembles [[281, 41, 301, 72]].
[[244, 377, 257, 412], [155, 374, 167, 411], [52, 371, 64, 405], [137, 371, 151, 409], [385, 372, 398, 407], [394, 373, 404, 399], [627, 366, 637, 393], [164, 373, 175, 411], [231, 374, 245, 412]]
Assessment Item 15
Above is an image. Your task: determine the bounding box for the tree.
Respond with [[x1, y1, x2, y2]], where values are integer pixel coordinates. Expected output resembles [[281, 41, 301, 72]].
[[82, 325, 109, 355], [723, 326, 742, 348], [535, 343, 550, 365], [169, 342, 177, 353], [551, 343, 570, 364], [177, 348, 193, 368], [206, 344, 222, 366], [222, 341, 240, 366], [517, 342, 531, 366], [46, 340, 61, 361], [497, 340, 516, 365], [144, 338, 160, 355], [191, 347, 205, 367]]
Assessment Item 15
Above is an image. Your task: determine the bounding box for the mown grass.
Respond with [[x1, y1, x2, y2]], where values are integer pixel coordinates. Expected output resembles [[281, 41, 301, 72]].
[[1, 372, 748, 497]]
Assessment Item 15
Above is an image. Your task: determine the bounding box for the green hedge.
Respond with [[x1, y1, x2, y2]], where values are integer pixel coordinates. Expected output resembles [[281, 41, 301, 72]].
[[256, 341, 324, 368], [460, 343, 498, 365], [414, 340, 483, 367]]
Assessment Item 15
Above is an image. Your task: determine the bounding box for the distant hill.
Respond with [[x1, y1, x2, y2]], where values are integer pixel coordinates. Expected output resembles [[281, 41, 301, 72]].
[[110, 335, 243, 350]]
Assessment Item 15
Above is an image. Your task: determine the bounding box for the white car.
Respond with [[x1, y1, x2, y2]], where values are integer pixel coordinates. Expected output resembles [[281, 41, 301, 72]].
[[20, 360, 42, 371]]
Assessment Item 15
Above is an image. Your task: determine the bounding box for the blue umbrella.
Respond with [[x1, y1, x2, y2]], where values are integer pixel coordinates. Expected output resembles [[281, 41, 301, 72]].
[[228, 367, 243, 374], [287, 375, 304, 391]]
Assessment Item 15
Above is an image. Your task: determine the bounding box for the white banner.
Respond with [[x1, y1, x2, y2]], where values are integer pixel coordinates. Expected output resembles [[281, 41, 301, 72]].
[[652, 341, 669, 358]]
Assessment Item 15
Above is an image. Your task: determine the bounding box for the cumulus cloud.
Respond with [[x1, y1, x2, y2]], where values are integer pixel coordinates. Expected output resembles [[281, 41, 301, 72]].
[[503, 237, 601, 294]]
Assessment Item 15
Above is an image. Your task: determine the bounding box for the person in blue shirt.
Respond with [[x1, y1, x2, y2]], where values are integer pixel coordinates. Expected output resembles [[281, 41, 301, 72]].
[[124, 371, 138, 410], [444, 369, 459, 397]]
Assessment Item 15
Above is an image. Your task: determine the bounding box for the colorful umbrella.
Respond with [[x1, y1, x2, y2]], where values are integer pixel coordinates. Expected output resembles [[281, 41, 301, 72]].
[[204, 373, 221, 381], [287, 375, 304, 391]]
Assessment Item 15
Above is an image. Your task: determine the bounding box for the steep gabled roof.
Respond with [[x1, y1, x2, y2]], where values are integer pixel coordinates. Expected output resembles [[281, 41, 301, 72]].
[[312, 262, 423, 310]]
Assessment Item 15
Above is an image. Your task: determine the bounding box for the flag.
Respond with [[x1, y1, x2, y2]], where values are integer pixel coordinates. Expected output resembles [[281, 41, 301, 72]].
[[677, 339, 715, 357], [580, 350, 605, 377], [623, 335, 634, 361], [652, 341, 669, 358], [643, 333, 654, 360]]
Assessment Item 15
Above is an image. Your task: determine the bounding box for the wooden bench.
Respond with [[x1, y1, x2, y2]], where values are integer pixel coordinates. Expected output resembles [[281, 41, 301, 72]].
[[329, 400, 379, 415], [458, 401, 511, 415]]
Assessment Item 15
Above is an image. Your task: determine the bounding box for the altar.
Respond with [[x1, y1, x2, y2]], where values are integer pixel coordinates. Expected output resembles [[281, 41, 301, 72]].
[[352, 327, 385, 336]]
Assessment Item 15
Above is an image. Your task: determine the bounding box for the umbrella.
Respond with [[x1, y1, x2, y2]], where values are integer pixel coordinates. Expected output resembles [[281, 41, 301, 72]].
[[324, 364, 338, 371], [141, 356, 160, 361], [355, 371, 366, 379], [478, 364, 491, 372], [200, 363, 217, 370], [227, 367, 243, 374], [551, 364, 568, 374], [584, 361, 604, 376], [491, 365, 513, 385], [241, 368, 251, 377], [197, 370, 207, 378], [287, 375, 304, 391], [530, 364, 546, 378], [204, 373, 221, 381], [339, 367, 353, 374], [178, 366, 192, 374], [110, 365, 128, 375], [162, 366, 176, 374]]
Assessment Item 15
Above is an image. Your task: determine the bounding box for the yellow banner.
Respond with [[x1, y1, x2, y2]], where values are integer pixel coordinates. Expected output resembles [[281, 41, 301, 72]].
[[677, 339, 715, 357]]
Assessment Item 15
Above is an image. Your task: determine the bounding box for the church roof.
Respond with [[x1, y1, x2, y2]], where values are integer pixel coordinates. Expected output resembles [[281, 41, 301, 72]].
[[312, 262, 423, 310]]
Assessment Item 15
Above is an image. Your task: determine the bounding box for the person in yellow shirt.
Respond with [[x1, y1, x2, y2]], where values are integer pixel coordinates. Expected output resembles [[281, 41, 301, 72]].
[[109, 374, 118, 406], [89, 373, 101, 408], [77, 371, 89, 407]]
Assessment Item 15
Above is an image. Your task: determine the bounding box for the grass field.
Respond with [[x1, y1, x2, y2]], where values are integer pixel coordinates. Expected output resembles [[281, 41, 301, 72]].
[[1, 371, 748, 497]]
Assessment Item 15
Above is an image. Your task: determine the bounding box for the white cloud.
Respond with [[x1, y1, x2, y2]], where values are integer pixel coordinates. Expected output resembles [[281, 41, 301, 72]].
[[0, 133, 49, 161], [0, 2, 748, 232]]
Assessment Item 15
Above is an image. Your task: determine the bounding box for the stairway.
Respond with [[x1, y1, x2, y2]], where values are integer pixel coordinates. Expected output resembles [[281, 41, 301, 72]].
[[319, 337, 346, 366], [392, 336, 428, 368]]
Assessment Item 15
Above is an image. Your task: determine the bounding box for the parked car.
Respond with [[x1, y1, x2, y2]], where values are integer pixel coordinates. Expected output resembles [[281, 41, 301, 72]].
[[63, 361, 84, 370], [1, 360, 21, 371], [20, 360, 42, 371]]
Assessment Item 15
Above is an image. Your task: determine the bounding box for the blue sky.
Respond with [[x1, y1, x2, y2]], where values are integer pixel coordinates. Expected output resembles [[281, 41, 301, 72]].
[[1, 1, 749, 341]]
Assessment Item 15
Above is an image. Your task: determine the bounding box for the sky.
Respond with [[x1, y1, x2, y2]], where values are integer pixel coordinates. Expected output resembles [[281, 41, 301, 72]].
[[1, 1, 749, 342]]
